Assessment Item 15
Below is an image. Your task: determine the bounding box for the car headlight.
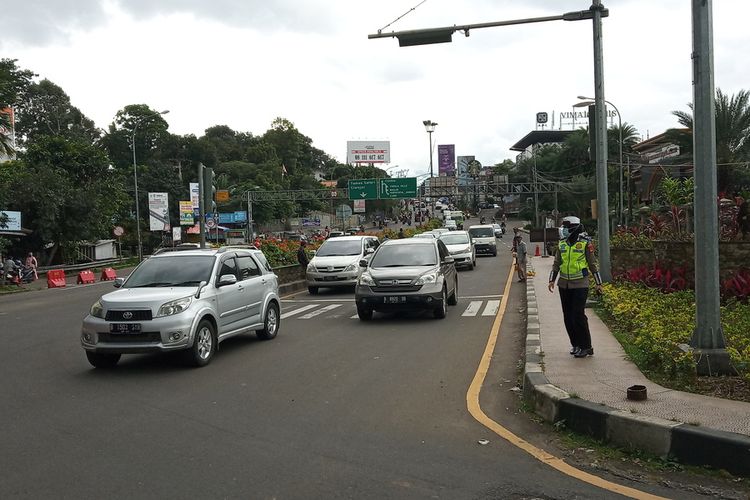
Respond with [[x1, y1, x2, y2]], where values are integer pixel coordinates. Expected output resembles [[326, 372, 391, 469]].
[[156, 296, 192, 317], [456, 246, 471, 254], [358, 273, 375, 286], [415, 272, 438, 285], [306, 263, 316, 272], [344, 263, 358, 272], [90, 300, 104, 319]]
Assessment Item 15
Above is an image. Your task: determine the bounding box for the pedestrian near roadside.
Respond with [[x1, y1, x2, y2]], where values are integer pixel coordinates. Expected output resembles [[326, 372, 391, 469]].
[[512, 236, 527, 282], [3, 254, 18, 285], [25, 252, 38, 280], [297, 240, 309, 268], [398, 227, 405, 239], [547, 216, 602, 358]]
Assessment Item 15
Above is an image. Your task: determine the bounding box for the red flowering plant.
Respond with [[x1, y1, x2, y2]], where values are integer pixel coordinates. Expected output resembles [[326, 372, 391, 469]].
[[722, 269, 750, 302], [615, 262, 689, 293]]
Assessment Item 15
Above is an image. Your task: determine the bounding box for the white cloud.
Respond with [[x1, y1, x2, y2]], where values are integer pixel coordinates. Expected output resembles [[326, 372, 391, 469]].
[[3, 0, 749, 176]]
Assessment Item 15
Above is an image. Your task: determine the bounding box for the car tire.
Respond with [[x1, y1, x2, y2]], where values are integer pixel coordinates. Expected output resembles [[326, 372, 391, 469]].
[[308, 286, 319, 295], [447, 280, 458, 305], [467, 259, 474, 270], [256, 302, 280, 340], [86, 351, 120, 369], [186, 319, 216, 367], [433, 287, 447, 319], [357, 305, 373, 321], [492, 248, 498, 257]]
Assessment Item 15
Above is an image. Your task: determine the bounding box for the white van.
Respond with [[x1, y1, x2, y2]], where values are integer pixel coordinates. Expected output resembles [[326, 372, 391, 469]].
[[468, 225, 498, 256]]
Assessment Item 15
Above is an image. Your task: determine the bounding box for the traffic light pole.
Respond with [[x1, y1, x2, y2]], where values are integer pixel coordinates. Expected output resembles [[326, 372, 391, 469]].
[[199, 163, 206, 249]]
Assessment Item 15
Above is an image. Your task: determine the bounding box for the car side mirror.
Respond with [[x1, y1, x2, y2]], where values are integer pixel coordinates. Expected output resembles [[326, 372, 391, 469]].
[[444, 256, 455, 264], [113, 277, 125, 288], [311, 250, 317, 256], [359, 259, 369, 268], [218, 274, 238, 287], [365, 247, 375, 254]]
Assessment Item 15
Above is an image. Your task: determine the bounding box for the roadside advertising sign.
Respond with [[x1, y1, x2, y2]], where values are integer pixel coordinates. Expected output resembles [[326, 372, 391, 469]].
[[346, 141, 390, 164], [172, 226, 182, 242], [353, 199, 366, 213], [190, 183, 200, 208], [216, 190, 230, 202], [438, 144, 456, 177], [302, 217, 321, 227], [179, 201, 194, 226], [0, 210, 21, 230], [148, 192, 170, 231]]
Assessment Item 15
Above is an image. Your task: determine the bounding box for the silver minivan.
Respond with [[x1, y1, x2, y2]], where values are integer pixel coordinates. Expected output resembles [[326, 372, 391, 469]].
[[81, 246, 280, 368], [306, 235, 379, 294], [468, 225, 498, 256]]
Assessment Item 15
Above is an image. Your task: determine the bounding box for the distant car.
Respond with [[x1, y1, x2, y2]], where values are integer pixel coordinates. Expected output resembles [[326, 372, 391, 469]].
[[81, 246, 280, 368], [431, 228, 450, 236], [306, 236, 380, 294], [439, 230, 476, 270], [468, 225, 498, 256], [412, 232, 437, 239], [355, 238, 458, 320], [327, 230, 345, 239], [492, 223, 504, 238], [346, 226, 364, 234]]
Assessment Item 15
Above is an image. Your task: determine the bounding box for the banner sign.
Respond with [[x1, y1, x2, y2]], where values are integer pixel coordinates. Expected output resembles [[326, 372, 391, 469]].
[[179, 201, 194, 226], [218, 211, 248, 224], [346, 140, 390, 164], [190, 183, 200, 209], [0, 210, 21, 230], [148, 192, 170, 231], [456, 155, 475, 186], [438, 144, 456, 177], [301, 217, 321, 227], [172, 226, 182, 242], [0, 108, 16, 163], [353, 199, 366, 213]]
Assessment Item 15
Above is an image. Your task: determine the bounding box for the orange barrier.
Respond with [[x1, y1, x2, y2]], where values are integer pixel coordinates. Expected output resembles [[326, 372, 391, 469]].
[[77, 269, 96, 284], [535, 245, 541, 257], [100, 268, 117, 281], [47, 269, 67, 288]]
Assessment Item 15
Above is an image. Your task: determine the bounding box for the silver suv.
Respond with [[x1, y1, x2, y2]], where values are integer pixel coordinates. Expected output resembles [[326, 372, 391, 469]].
[[306, 235, 379, 294], [81, 246, 280, 368]]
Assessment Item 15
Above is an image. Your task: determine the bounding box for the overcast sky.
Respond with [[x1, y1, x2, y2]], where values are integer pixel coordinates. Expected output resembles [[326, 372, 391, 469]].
[[3, 0, 748, 177]]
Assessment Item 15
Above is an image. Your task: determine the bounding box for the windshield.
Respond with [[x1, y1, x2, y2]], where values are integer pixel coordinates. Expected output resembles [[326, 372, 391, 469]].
[[316, 239, 362, 257], [440, 233, 470, 245], [371, 244, 437, 267], [469, 227, 495, 238], [125, 255, 215, 288]]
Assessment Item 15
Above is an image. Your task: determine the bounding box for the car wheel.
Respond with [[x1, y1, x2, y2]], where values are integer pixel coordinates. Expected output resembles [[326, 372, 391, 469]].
[[433, 287, 447, 319], [86, 351, 120, 369], [256, 302, 280, 340], [447, 280, 458, 305], [186, 319, 216, 367], [308, 286, 319, 295], [357, 305, 373, 321], [492, 248, 498, 257]]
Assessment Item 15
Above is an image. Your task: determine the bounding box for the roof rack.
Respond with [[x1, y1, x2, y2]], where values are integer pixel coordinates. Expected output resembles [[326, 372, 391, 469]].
[[216, 245, 258, 253], [153, 245, 206, 255]]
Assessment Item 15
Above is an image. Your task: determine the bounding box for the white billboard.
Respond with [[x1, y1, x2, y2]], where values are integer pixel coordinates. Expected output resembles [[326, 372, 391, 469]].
[[190, 182, 200, 208], [0, 210, 21, 231], [148, 192, 170, 231], [353, 199, 366, 213], [347, 141, 390, 164]]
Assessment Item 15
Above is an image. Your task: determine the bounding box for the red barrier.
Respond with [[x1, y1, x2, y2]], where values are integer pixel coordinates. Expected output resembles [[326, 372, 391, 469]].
[[47, 269, 67, 288], [535, 245, 541, 257], [77, 269, 96, 284], [100, 268, 117, 281]]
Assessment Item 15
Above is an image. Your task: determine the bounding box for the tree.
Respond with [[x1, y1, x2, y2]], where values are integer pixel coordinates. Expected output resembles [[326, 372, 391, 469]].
[[671, 88, 750, 191], [14, 79, 100, 146], [0, 59, 35, 157]]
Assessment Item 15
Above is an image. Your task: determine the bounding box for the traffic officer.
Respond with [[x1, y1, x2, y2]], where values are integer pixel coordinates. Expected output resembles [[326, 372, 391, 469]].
[[547, 216, 602, 358]]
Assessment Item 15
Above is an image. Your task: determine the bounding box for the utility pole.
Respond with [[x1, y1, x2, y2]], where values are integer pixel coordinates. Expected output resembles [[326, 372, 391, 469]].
[[592, 0, 612, 281], [199, 163, 206, 249], [689, 0, 730, 374]]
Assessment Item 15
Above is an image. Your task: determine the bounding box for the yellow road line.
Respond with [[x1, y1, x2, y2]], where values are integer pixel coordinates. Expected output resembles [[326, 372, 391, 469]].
[[466, 264, 669, 500]]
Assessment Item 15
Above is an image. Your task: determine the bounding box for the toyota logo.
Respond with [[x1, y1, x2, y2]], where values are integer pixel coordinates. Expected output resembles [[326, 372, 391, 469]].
[[122, 311, 133, 319]]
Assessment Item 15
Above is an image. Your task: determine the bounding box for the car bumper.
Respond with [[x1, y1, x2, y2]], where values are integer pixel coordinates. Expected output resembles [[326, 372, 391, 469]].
[[306, 271, 360, 287], [355, 283, 444, 311], [81, 314, 194, 354], [475, 243, 497, 254], [450, 251, 474, 267]]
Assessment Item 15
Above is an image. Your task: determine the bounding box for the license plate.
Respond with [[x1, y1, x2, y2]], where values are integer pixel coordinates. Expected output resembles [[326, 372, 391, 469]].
[[323, 276, 338, 281], [109, 323, 142, 334], [384, 296, 407, 304]]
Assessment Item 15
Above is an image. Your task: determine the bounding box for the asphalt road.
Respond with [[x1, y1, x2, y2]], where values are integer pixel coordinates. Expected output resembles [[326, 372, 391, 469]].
[[0, 231, 702, 499]]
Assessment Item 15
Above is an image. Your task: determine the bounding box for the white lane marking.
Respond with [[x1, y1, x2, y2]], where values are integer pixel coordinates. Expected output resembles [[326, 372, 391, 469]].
[[482, 300, 501, 316], [299, 303, 342, 319], [280, 304, 318, 319], [283, 298, 356, 303], [462, 301, 483, 317]]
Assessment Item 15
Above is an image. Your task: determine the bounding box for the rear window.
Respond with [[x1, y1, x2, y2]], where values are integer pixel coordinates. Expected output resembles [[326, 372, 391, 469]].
[[469, 227, 495, 238]]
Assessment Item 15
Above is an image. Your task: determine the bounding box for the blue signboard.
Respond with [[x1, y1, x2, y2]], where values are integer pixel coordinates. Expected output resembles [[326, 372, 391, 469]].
[[218, 212, 248, 224]]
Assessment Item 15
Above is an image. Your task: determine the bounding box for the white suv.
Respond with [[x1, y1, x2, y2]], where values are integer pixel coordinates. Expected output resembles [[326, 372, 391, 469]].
[[81, 246, 280, 368], [306, 235, 379, 294]]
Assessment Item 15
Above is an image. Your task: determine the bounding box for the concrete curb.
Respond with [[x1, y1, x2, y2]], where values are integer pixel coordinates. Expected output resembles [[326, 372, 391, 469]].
[[520, 272, 750, 476], [279, 280, 307, 296]]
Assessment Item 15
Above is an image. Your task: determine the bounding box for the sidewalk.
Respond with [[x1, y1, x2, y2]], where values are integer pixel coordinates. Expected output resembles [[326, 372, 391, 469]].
[[522, 253, 750, 476]]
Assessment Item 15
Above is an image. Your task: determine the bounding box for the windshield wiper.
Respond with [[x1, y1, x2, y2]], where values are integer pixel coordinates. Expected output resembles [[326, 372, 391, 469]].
[[129, 282, 174, 288], [378, 264, 408, 267], [170, 280, 203, 287]]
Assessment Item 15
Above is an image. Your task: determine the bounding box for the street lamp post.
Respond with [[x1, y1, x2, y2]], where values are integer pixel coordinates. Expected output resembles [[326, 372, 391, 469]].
[[576, 96, 623, 227], [131, 109, 169, 261], [423, 120, 437, 214]]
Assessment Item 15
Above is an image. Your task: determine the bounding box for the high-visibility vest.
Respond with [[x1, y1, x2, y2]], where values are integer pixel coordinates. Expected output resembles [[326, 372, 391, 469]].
[[559, 239, 588, 280]]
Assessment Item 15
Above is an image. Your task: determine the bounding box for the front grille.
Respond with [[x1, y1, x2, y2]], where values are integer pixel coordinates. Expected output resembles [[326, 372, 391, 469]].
[[105, 309, 153, 321], [315, 266, 346, 273], [371, 285, 421, 293], [98, 332, 161, 343]]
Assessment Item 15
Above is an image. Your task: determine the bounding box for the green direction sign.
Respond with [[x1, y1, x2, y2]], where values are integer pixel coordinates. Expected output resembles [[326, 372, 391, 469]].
[[379, 177, 417, 199], [348, 178, 378, 200]]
